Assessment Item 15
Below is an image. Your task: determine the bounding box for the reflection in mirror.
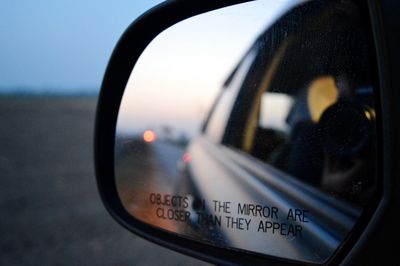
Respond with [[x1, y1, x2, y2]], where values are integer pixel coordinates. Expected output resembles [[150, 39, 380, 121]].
[[115, 0, 378, 264]]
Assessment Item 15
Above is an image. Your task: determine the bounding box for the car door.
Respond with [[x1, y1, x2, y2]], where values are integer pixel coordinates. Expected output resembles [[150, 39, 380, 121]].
[[183, 1, 377, 263]]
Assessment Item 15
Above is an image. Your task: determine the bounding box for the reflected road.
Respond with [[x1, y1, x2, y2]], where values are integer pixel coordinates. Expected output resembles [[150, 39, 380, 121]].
[[115, 138, 187, 231]]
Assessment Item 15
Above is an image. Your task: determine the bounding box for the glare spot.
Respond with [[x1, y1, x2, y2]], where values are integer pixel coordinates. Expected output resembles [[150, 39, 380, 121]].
[[364, 109, 375, 120], [143, 130, 156, 143]]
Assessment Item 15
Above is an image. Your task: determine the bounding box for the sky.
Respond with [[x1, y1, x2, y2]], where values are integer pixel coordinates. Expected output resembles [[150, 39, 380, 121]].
[[0, 0, 163, 93], [116, 1, 297, 137], [0, 0, 298, 138]]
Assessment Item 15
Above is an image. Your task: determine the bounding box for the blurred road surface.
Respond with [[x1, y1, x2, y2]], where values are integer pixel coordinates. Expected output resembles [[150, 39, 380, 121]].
[[115, 138, 186, 194], [0, 96, 209, 266]]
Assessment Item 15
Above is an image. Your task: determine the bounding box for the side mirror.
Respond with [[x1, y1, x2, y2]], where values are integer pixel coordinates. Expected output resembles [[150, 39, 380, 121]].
[[95, 0, 399, 265]]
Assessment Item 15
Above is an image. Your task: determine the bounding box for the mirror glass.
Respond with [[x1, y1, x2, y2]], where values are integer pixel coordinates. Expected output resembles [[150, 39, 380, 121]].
[[115, 0, 378, 263]]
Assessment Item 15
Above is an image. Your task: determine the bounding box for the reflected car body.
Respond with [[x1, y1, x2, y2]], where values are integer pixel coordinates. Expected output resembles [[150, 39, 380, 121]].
[[177, 1, 377, 263]]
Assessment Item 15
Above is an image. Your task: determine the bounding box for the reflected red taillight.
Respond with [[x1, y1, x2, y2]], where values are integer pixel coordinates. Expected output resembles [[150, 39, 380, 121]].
[[182, 152, 192, 164]]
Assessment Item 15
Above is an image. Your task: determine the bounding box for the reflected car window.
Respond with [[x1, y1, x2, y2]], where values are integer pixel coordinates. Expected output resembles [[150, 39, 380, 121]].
[[219, 3, 377, 205], [204, 50, 257, 143]]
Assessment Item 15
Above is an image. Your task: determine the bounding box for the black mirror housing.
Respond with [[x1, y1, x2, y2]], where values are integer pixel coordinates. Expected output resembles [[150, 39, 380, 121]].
[[94, 0, 400, 265]]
